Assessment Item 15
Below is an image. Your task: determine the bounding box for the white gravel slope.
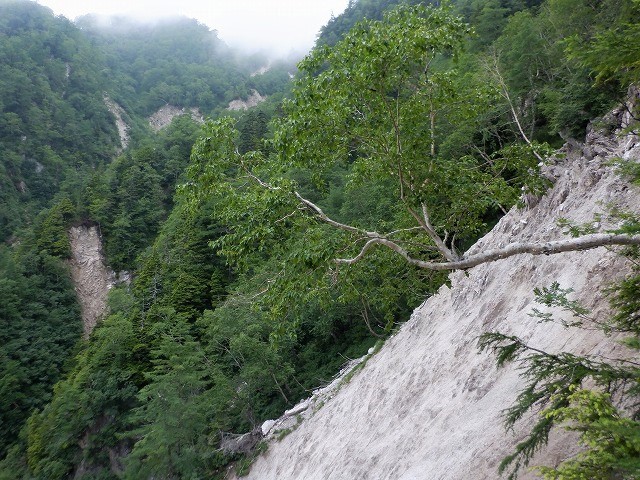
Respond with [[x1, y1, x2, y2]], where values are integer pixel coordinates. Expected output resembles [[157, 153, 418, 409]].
[[68, 225, 114, 338]]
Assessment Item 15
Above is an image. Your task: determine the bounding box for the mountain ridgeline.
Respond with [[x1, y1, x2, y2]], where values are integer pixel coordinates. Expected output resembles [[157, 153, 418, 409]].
[[0, 0, 639, 479]]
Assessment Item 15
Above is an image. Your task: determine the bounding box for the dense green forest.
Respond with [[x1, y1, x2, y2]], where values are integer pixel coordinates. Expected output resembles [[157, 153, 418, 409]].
[[0, 0, 639, 478], [77, 15, 247, 117], [0, 1, 118, 241]]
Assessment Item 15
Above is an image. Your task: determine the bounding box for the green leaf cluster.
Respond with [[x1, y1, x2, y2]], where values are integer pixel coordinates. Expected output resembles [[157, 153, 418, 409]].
[[536, 389, 640, 479]]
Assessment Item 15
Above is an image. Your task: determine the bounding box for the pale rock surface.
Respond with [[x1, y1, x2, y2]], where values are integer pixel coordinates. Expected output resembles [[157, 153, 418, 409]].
[[231, 103, 640, 479], [227, 89, 266, 111], [148, 105, 204, 132], [261, 420, 277, 436], [251, 64, 271, 77], [68, 225, 116, 338], [103, 95, 129, 152]]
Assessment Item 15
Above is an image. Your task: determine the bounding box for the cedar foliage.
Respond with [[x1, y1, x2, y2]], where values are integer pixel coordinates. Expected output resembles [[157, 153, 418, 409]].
[[480, 270, 640, 479]]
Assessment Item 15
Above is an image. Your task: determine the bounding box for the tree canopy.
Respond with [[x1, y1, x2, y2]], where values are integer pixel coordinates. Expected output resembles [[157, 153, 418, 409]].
[[186, 4, 639, 282]]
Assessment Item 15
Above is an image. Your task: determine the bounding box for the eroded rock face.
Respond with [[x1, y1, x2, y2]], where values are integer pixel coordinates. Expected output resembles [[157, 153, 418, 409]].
[[251, 64, 270, 77], [231, 113, 640, 477], [103, 96, 129, 153], [68, 225, 115, 338], [227, 89, 266, 111], [148, 105, 204, 132]]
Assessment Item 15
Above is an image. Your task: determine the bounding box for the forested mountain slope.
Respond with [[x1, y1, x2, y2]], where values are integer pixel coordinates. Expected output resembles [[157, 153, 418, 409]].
[[75, 15, 249, 118], [0, 0, 119, 240], [0, 0, 291, 468], [0, 0, 292, 241], [1, 0, 639, 478]]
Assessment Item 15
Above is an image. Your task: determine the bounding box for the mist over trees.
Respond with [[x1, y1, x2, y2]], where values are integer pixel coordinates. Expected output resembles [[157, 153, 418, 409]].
[[0, 0, 639, 478]]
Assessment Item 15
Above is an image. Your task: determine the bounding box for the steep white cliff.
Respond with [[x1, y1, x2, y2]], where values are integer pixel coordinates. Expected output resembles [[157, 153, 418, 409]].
[[227, 89, 266, 111], [233, 101, 640, 478], [68, 225, 115, 338], [103, 96, 129, 153], [148, 105, 204, 132]]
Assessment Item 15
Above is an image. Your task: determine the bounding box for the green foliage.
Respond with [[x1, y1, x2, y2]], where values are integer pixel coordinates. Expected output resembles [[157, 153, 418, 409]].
[[133, 200, 231, 318], [491, 0, 634, 139], [316, 0, 428, 47], [0, 1, 290, 476], [183, 5, 547, 347], [536, 389, 640, 479], [0, 1, 118, 240], [609, 274, 640, 335], [184, 117, 300, 272], [76, 15, 253, 116], [529, 282, 592, 329], [124, 316, 230, 479], [87, 148, 166, 270], [610, 156, 640, 185], [0, 246, 81, 460], [32, 197, 76, 257], [273, 3, 545, 247], [84, 114, 205, 271], [198, 302, 295, 426], [5, 0, 640, 478], [25, 312, 140, 479], [237, 110, 270, 154], [557, 216, 602, 238], [567, 0, 640, 86], [456, 0, 539, 51]]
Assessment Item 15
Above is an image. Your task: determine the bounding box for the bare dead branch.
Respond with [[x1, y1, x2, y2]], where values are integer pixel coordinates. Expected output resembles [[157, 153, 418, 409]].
[[337, 234, 640, 271], [361, 297, 385, 338], [386, 226, 425, 237], [486, 51, 545, 163], [275, 210, 298, 224], [337, 238, 396, 265], [234, 153, 640, 274], [294, 192, 378, 237], [271, 373, 290, 404], [421, 203, 460, 261], [238, 158, 279, 191]]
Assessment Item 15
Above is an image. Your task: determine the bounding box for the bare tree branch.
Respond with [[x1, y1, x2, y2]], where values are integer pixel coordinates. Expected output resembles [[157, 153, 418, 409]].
[[271, 373, 290, 404], [486, 50, 545, 163], [361, 297, 385, 338], [295, 187, 463, 263], [337, 234, 640, 271], [421, 203, 460, 261], [294, 192, 378, 237], [235, 153, 640, 273]]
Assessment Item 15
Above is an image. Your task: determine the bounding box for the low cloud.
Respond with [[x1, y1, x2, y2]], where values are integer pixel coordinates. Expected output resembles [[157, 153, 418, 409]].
[[39, 0, 349, 57]]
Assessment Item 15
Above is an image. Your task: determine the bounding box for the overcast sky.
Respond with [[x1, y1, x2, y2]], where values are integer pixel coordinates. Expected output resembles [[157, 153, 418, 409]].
[[36, 0, 350, 56]]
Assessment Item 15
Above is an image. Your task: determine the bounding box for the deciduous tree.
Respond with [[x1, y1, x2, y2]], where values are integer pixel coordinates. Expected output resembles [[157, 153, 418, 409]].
[[186, 4, 640, 279]]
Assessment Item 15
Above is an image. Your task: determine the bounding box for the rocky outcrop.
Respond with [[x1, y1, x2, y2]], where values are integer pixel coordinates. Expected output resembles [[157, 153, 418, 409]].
[[230, 104, 640, 478], [251, 64, 271, 77], [148, 105, 204, 132], [103, 95, 129, 153], [220, 429, 264, 455], [68, 225, 115, 338], [227, 89, 266, 111]]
